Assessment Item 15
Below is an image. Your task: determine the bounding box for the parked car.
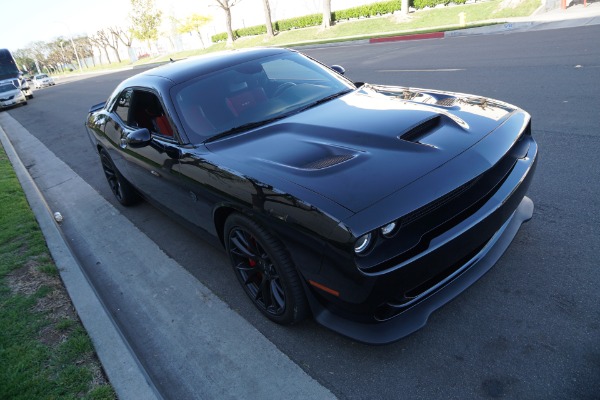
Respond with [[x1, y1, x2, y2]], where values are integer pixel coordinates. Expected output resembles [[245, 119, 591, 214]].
[[18, 76, 33, 99], [85, 48, 537, 344], [0, 81, 27, 109], [1, 76, 32, 99], [32, 73, 55, 89]]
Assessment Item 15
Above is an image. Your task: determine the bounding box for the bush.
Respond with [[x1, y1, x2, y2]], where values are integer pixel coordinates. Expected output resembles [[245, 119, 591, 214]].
[[333, 1, 400, 20], [237, 25, 268, 37], [211, 14, 323, 42], [413, 0, 467, 9], [211, 32, 229, 42], [275, 14, 323, 31]]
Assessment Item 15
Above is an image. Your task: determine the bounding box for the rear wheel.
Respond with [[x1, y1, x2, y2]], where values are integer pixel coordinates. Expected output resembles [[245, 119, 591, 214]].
[[99, 149, 140, 206], [224, 214, 308, 325]]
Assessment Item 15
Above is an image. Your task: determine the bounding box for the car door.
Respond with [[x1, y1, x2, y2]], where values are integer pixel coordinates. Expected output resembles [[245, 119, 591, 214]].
[[105, 88, 193, 218]]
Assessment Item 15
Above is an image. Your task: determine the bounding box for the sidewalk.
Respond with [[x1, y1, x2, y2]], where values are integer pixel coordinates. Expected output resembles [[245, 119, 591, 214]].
[[383, 1, 600, 42], [447, 1, 600, 36], [1, 6, 599, 399]]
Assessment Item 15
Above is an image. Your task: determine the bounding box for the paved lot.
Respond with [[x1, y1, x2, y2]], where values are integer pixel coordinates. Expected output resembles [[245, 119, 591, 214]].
[[2, 23, 599, 399]]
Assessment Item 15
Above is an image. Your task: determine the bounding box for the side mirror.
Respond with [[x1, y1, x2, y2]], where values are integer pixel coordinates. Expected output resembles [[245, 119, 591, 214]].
[[126, 128, 152, 148], [330, 65, 346, 75]]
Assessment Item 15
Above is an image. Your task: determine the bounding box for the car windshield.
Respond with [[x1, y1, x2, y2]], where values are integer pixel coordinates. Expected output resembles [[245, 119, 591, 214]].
[[36, 74, 48, 79], [172, 52, 354, 143], [0, 83, 17, 93]]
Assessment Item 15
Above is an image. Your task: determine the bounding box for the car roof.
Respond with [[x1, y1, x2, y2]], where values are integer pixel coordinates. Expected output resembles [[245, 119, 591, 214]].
[[126, 47, 292, 87]]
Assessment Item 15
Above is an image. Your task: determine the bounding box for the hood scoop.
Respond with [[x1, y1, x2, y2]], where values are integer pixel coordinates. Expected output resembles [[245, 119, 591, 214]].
[[301, 154, 355, 170], [399, 115, 442, 143]]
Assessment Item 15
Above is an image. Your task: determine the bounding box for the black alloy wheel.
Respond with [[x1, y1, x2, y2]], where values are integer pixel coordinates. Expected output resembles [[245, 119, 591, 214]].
[[99, 150, 140, 206], [225, 214, 308, 325]]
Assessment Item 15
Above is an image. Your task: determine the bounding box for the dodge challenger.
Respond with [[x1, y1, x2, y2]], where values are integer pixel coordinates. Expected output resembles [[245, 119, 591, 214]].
[[85, 48, 537, 344]]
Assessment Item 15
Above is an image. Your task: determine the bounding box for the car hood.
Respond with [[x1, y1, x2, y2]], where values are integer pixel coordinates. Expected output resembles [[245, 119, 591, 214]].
[[0, 88, 21, 101], [207, 85, 519, 213]]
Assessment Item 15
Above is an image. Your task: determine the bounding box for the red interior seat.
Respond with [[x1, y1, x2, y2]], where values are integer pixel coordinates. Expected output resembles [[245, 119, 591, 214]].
[[226, 88, 267, 117]]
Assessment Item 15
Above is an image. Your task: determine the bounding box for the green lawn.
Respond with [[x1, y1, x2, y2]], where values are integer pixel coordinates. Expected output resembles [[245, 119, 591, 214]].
[[0, 143, 115, 400]]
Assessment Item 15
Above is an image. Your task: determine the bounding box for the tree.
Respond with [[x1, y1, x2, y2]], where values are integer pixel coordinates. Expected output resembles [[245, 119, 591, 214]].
[[262, 0, 274, 38], [95, 29, 122, 63], [213, 0, 242, 45], [175, 14, 212, 48], [13, 49, 36, 73], [47, 37, 75, 72], [109, 26, 136, 62], [129, 0, 163, 52], [28, 41, 50, 73], [73, 36, 95, 67], [90, 34, 111, 64], [322, 0, 332, 29]]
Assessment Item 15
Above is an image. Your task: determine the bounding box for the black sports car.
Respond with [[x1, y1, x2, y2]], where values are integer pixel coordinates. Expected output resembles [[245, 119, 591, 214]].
[[85, 47, 537, 344]]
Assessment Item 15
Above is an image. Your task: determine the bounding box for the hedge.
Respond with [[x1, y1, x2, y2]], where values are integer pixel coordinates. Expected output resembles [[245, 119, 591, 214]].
[[211, 0, 466, 42], [413, 0, 466, 8], [211, 14, 322, 42], [332, 1, 400, 20]]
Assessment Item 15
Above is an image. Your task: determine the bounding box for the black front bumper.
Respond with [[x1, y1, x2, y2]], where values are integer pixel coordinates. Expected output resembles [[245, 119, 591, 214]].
[[306, 138, 538, 344]]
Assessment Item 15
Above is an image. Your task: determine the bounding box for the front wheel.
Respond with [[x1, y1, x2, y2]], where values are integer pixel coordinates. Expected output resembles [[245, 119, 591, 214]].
[[224, 214, 309, 325], [99, 149, 140, 206]]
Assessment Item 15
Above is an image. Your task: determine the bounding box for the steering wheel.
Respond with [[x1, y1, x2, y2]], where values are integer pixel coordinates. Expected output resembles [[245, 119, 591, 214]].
[[273, 82, 297, 97]]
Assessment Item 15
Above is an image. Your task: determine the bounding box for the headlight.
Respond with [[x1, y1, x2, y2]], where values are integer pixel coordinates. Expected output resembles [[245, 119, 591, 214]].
[[380, 221, 397, 237], [354, 233, 373, 255]]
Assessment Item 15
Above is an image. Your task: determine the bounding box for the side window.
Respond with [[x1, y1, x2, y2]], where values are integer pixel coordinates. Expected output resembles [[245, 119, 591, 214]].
[[128, 90, 174, 138], [113, 89, 132, 124]]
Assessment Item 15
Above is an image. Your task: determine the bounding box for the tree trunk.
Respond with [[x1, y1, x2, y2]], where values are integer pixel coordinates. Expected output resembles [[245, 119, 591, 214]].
[[262, 0, 274, 37], [112, 47, 122, 63], [225, 7, 235, 44], [196, 31, 206, 49], [401, 0, 409, 15], [322, 0, 332, 29], [103, 48, 111, 64]]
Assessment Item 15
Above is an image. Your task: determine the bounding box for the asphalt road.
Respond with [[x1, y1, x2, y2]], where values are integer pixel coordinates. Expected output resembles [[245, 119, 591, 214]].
[[6, 25, 600, 399]]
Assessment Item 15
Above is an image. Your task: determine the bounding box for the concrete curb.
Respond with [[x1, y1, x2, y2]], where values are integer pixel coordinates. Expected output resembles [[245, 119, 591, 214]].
[[0, 121, 162, 400]]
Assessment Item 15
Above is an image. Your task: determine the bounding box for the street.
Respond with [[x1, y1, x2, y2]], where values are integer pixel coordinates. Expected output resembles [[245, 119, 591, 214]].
[[5, 24, 600, 399]]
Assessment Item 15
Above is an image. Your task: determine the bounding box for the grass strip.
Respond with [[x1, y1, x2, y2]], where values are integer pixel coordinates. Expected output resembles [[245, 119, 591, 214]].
[[0, 143, 115, 400]]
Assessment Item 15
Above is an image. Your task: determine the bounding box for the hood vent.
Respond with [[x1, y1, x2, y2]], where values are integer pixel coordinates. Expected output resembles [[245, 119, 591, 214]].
[[399, 115, 441, 143], [301, 154, 354, 170], [436, 97, 456, 107]]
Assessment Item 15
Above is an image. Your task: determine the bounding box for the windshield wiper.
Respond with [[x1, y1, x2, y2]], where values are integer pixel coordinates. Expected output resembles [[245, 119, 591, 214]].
[[297, 89, 353, 113], [204, 115, 287, 143]]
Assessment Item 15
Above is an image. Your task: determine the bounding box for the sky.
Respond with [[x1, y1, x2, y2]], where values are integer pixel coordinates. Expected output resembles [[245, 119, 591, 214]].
[[0, 0, 206, 52]]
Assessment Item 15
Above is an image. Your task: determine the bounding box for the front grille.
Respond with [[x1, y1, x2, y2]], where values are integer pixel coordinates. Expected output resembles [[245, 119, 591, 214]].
[[399, 176, 480, 228], [358, 124, 530, 275]]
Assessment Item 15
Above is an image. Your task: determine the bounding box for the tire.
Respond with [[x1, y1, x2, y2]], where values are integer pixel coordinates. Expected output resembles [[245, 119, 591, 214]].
[[224, 214, 309, 325], [99, 149, 141, 206]]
